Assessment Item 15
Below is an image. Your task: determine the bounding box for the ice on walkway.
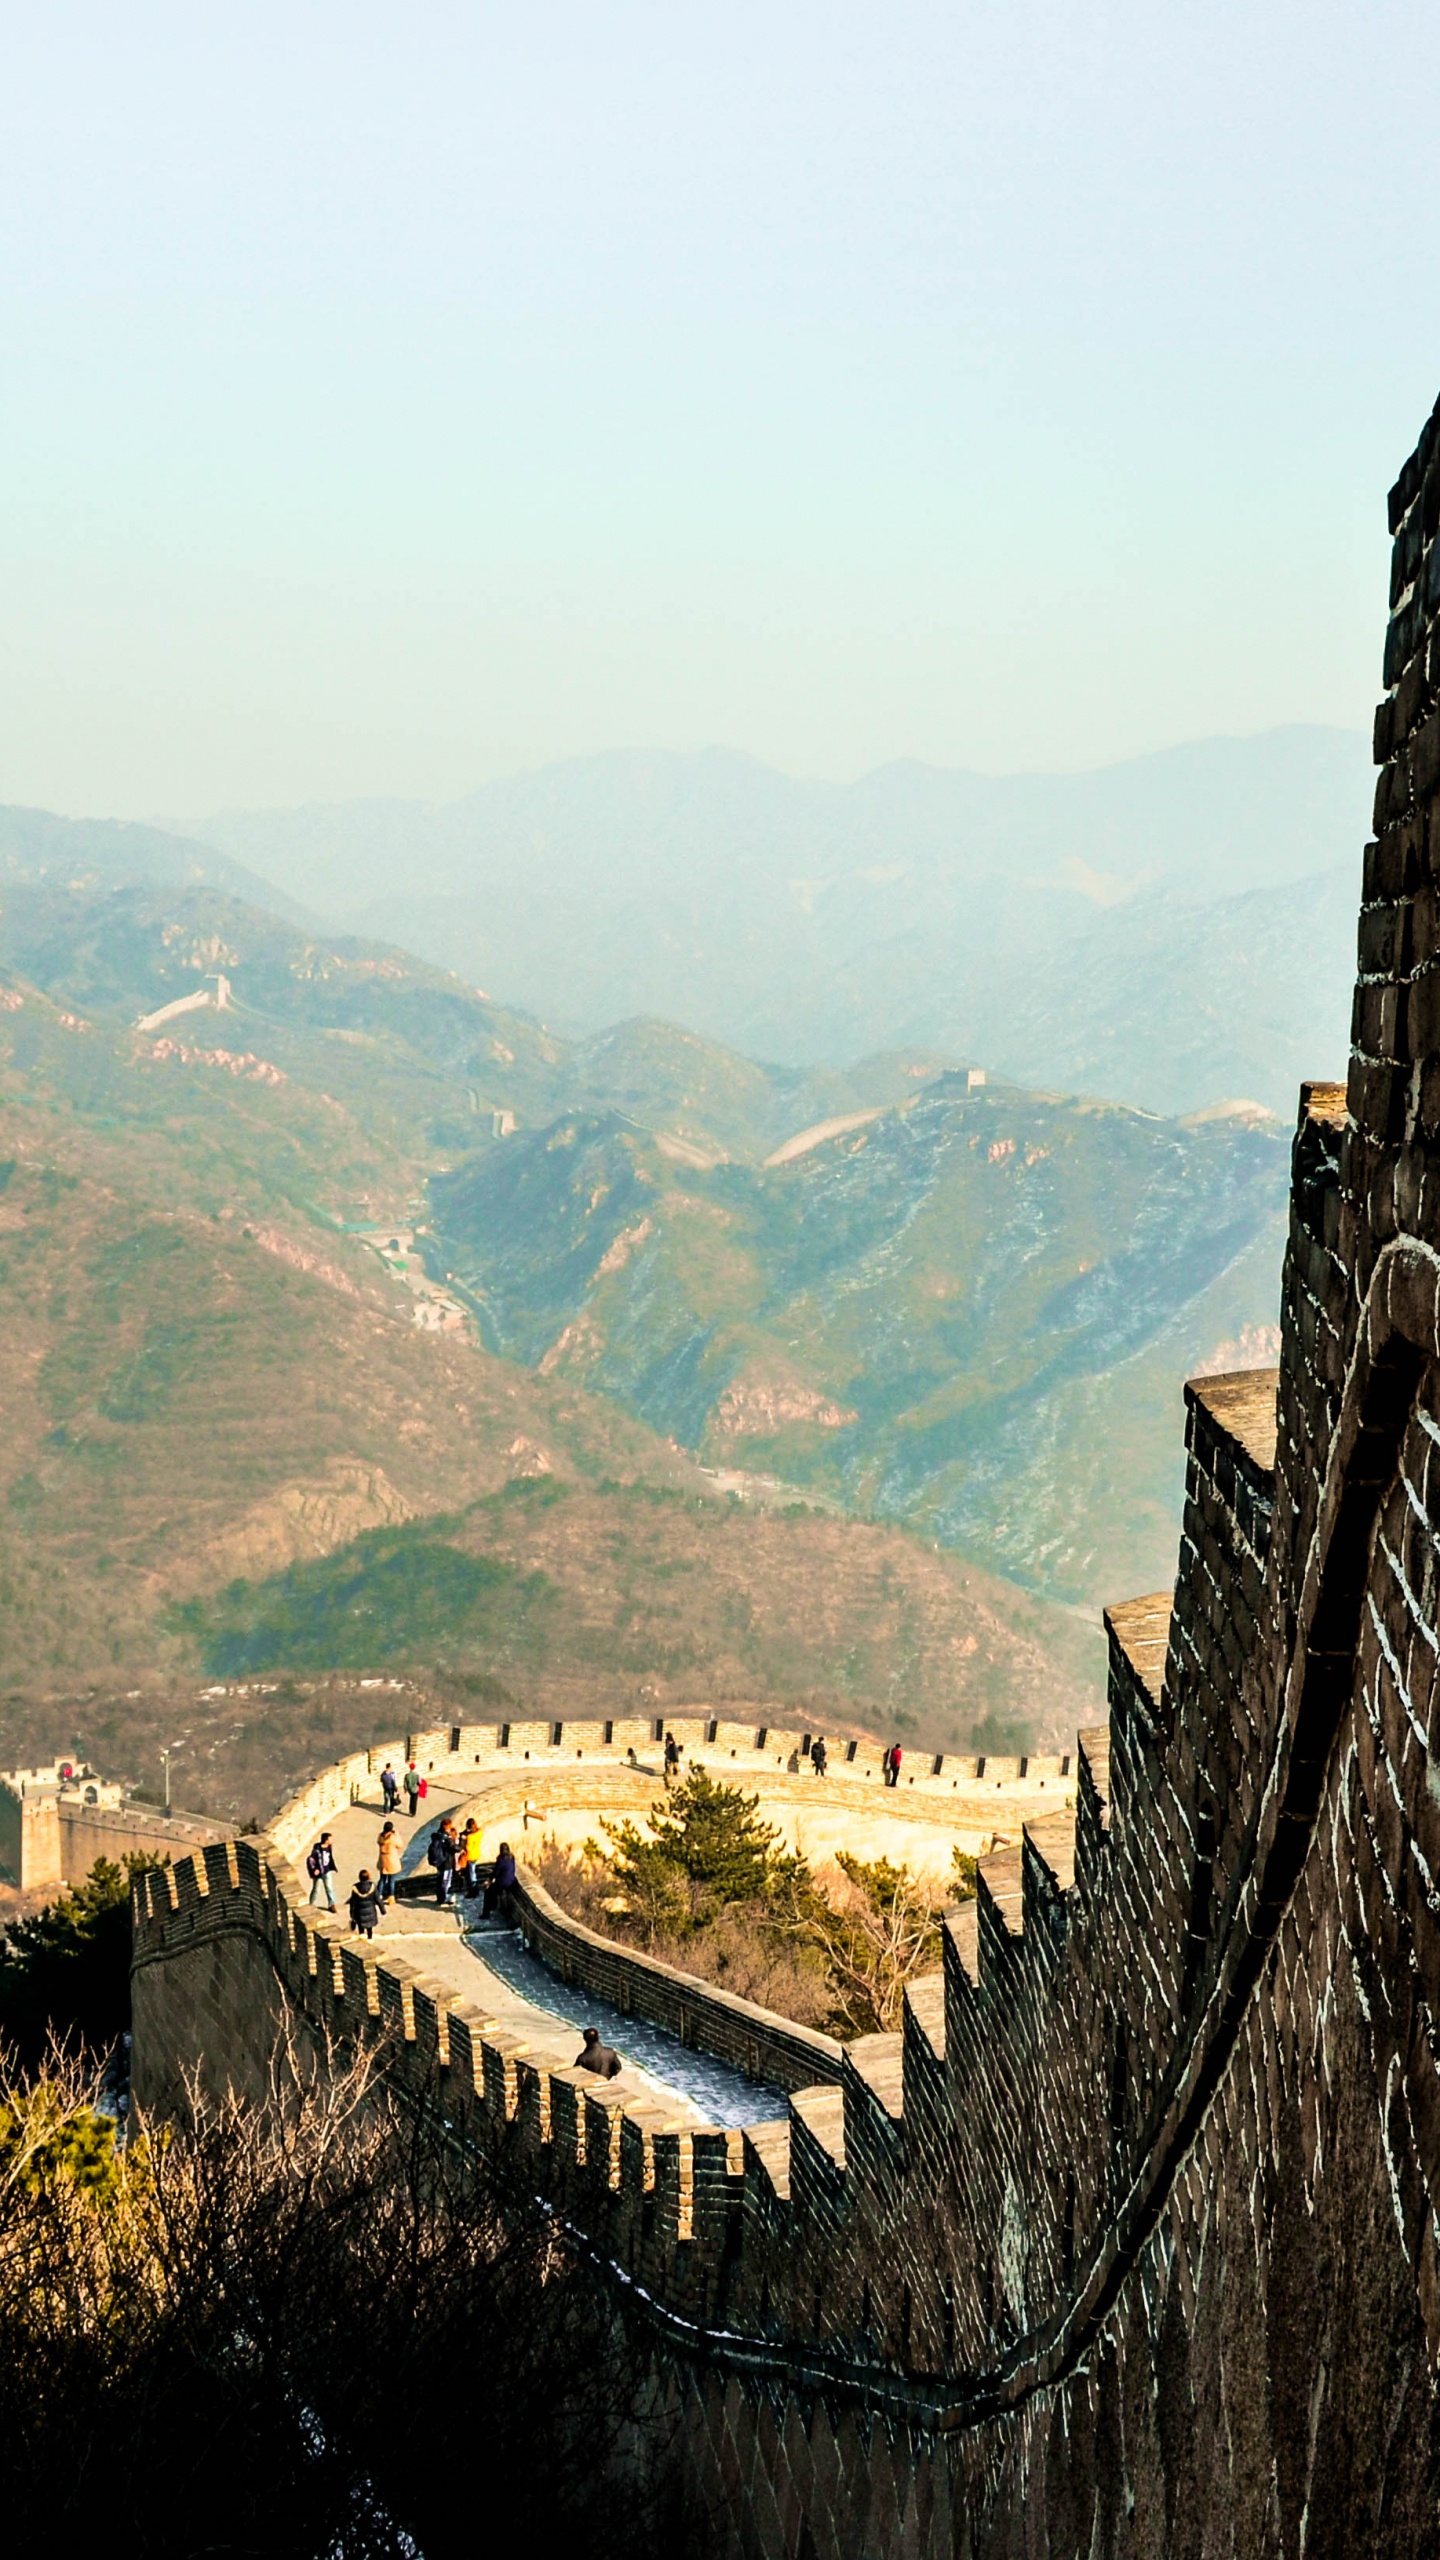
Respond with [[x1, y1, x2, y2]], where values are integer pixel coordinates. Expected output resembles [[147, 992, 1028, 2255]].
[[465, 1925, 787, 2129]]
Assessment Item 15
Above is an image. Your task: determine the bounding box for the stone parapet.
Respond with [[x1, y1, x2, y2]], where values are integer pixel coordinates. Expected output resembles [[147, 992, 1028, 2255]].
[[504, 1864, 844, 2095]]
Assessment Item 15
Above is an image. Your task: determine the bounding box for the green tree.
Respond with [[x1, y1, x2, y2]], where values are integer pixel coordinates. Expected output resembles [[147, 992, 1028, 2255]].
[[603, 1768, 791, 1938], [950, 1846, 979, 1899], [0, 1853, 162, 2068], [0, 2082, 120, 2200]]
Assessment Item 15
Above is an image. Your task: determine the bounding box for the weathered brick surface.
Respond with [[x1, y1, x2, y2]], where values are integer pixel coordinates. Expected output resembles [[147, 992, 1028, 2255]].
[[133, 400, 1440, 2553]]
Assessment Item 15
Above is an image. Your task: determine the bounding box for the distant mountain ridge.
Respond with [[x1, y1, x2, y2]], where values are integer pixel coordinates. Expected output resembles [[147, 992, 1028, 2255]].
[[0, 847, 1293, 1611], [0, 801, 320, 925], [180, 726, 1371, 1111], [428, 1079, 1291, 1605]]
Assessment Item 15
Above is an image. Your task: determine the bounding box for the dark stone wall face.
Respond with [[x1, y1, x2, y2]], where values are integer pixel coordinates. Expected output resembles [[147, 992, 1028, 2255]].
[[667, 400, 1440, 2553], [132, 401, 1440, 2557]]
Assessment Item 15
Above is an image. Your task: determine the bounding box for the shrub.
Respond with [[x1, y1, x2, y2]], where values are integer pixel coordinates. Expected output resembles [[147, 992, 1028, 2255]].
[[0, 2040, 692, 2557], [536, 1788, 969, 2040]]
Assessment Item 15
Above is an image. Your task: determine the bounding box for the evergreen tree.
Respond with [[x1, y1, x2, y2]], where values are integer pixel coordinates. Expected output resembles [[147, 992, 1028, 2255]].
[[603, 1768, 791, 1934], [0, 1854, 161, 2067]]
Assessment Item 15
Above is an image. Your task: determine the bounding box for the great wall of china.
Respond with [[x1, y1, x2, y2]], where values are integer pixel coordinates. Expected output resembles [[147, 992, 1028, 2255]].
[[128, 397, 1440, 2554]]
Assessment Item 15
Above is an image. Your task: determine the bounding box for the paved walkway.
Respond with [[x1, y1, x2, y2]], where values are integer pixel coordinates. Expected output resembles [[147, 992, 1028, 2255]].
[[311, 1782, 779, 2127]]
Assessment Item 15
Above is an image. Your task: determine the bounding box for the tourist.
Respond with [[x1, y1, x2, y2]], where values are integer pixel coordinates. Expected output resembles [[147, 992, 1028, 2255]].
[[403, 1763, 421, 1817], [811, 1735, 828, 1777], [663, 1731, 680, 1785], [884, 1744, 903, 1789], [380, 1762, 399, 1812], [460, 1814, 484, 1895], [575, 2026, 622, 2079], [484, 1839, 517, 1916], [348, 1869, 382, 1939], [306, 1832, 337, 1908], [376, 1819, 402, 1906], [427, 1815, 459, 1905]]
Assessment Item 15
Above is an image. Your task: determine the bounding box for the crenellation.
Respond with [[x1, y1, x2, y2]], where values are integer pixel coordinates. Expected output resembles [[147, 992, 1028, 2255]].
[[785, 2086, 848, 2229]]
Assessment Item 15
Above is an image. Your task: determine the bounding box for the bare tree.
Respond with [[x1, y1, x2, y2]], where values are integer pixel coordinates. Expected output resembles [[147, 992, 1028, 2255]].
[[0, 2031, 701, 2558], [787, 1855, 948, 2034]]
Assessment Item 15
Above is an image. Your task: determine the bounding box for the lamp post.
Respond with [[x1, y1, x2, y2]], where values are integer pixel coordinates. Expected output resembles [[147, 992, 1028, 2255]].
[[160, 1743, 184, 1815]]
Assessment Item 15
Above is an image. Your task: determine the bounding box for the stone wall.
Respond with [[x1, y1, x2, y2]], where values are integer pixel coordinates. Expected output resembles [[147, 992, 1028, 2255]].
[[0, 1768, 230, 1893], [131, 399, 1440, 2556], [506, 1864, 844, 2095]]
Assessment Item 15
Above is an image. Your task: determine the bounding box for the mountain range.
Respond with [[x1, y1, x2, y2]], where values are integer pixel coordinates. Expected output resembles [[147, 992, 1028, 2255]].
[[0, 732, 1357, 1803], [178, 725, 1372, 1113], [0, 931, 1103, 1808]]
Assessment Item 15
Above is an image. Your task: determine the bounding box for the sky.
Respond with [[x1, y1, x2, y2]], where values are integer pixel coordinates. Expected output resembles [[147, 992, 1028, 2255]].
[[2, 0, 1439, 818]]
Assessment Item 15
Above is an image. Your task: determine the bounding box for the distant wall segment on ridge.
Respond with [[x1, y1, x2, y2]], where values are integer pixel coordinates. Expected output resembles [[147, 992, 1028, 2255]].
[[0, 1763, 230, 1893]]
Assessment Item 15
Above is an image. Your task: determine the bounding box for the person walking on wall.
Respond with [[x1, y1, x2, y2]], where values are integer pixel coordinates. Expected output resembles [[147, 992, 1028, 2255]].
[[575, 2026, 622, 2078], [663, 1731, 680, 1786], [349, 1869, 382, 1939], [427, 1815, 459, 1906], [811, 1735, 828, 1778], [380, 1762, 399, 1813], [306, 1832, 337, 1908], [403, 1763, 421, 1818], [884, 1744, 903, 1789], [376, 1820, 402, 1907], [483, 1839, 517, 1917]]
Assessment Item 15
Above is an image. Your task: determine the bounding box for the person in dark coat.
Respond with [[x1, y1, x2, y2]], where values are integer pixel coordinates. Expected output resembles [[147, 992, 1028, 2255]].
[[306, 1832, 338, 1908], [575, 2027, 622, 2078], [380, 1763, 399, 1812], [483, 1841, 517, 1918], [426, 1816, 460, 1905], [348, 1870, 382, 1939], [811, 1735, 828, 1777]]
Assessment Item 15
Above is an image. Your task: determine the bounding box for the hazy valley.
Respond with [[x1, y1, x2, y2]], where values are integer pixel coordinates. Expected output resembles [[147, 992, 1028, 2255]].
[[0, 748, 1328, 1813]]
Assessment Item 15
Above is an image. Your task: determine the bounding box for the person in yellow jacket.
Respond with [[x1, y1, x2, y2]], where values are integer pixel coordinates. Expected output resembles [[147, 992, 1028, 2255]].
[[375, 1820, 403, 1909], [460, 1815, 484, 1898]]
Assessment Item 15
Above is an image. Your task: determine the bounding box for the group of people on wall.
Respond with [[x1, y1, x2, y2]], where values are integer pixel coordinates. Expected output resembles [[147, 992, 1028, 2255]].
[[304, 1757, 519, 1941], [306, 1727, 912, 1926]]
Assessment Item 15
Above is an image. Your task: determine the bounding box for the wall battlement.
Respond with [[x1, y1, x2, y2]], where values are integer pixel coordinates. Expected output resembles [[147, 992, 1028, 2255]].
[[132, 400, 1440, 2557]]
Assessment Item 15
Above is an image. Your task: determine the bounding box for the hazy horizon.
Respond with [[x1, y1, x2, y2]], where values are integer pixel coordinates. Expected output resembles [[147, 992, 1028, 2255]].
[[3, 5, 1440, 822], [153, 717, 1363, 837]]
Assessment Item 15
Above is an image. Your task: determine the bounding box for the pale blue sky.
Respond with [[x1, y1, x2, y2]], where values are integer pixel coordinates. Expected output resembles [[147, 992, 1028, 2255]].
[[2, 0, 1437, 816]]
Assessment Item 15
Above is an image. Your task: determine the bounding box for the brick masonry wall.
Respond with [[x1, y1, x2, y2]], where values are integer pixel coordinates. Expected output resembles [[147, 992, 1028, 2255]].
[[131, 399, 1440, 2556]]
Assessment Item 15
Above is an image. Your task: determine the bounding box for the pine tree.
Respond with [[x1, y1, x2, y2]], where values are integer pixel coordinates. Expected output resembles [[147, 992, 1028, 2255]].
[[603, 1768, 788, 1932]]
